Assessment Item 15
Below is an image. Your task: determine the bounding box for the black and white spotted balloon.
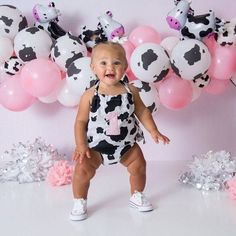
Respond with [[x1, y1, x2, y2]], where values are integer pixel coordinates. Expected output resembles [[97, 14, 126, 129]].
[[231, 74, 236, 87], [50, 33, 87, 71], [170, 39, 211, 80], [66, 56, 96, 95], [0, 36, 13, 64], [14, 27, 52, 62], [0, 5, 28, 40], [192, 73, 210, 88], [130, 43, 170, 83], [130, 80, 160, 116], [4, 56, 23, 75]]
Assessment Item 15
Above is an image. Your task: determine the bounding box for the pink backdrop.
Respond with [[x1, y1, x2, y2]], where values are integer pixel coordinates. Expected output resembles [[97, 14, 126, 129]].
[[0, 0, 236, 160]]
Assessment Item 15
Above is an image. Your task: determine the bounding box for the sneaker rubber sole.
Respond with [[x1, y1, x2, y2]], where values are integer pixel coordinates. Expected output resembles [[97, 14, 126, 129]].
[[69, 211, 88, 221], [129, 201, 153, 212]]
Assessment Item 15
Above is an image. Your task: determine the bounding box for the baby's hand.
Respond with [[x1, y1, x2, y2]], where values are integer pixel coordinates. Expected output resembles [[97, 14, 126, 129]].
[[72, 145, 91, 163], [151, 130, 170, 145]]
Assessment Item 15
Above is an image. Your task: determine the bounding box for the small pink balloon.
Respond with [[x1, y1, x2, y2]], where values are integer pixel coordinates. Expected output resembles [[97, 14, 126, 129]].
[[122, 40, 135, 71], [159, 75, 193, 110], [20, 59, 61, 97], [154, 80, 162, 90], [122, 40, 135, 60], [0, 74, 36, 111], [204, 77, 230, 95], [128, 25, 161, 47], [126, 69, 137, 82], [208, 45, 236, 80], [191, 82, 202, 102], [203, 34, 217, 55], [160, 36, 180, 55]]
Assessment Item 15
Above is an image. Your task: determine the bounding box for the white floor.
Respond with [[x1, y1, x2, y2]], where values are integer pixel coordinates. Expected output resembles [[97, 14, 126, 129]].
[[1, 161, 236, 236]]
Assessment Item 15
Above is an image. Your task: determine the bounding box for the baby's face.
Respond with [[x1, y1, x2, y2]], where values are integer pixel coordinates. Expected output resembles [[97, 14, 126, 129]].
[[90, 44, 127, 86]]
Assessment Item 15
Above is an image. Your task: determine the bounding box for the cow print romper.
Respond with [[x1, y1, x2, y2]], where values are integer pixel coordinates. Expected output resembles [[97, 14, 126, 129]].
[[87, 81, 144, 165]]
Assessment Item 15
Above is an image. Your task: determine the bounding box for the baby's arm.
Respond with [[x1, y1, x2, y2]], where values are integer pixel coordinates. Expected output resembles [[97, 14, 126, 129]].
[[129, 84, 170, 144], [73, 88, 93, 163]]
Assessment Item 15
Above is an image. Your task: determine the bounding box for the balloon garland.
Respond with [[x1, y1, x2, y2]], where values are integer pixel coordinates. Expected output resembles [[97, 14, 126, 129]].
[[0, 1, 235, 112]]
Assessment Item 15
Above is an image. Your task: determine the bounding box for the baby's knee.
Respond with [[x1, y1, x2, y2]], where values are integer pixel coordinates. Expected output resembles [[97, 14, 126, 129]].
[[128, 158, 146, 176], [74, 163, 96, 181]]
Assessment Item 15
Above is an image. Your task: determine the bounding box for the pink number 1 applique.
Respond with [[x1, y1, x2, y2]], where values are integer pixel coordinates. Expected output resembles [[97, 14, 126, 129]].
[[105, 112, 120, 135]]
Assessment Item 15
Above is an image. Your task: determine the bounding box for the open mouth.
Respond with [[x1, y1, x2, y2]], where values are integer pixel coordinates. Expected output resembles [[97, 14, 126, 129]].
[[106, 74, 115, 79]]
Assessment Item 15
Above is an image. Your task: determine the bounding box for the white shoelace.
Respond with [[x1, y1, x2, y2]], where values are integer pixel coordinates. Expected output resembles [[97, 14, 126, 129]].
[[133, 191, 149, 205], [73, 199, 86, 213]]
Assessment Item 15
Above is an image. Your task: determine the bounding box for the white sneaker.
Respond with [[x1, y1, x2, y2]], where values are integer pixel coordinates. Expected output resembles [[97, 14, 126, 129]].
[[129, 191, 153, 212], [70, 198, 87, 221]]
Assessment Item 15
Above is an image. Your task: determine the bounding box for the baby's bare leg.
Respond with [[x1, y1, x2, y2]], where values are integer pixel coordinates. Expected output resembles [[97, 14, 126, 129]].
[[72, 150, 102, 199], [120, 143, 146, 194]]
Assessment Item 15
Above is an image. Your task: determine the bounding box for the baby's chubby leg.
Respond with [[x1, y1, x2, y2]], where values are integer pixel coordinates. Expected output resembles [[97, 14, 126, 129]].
[[72, 150, 102, 199], [120, 143, 146, 194]]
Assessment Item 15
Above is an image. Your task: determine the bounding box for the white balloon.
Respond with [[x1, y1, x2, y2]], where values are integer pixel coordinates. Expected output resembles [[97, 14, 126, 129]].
[[14, 27, 52, 62], [190, 82, 202, 102], [0, 63, 11, 84], [170, 39, 211, 80], [66, 57, 97, 95], [0, 37, 13, 64], [50, 33, 87, 71], [130, 43, 170, 83], [0, 5, 28, 40], [57, 80, 81, 107], [130, 80, 160, 116], [160, 36, 180, 55]]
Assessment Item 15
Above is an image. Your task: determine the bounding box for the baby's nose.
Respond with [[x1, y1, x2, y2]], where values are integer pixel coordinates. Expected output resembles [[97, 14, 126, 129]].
[[106, 64, 114, 71]]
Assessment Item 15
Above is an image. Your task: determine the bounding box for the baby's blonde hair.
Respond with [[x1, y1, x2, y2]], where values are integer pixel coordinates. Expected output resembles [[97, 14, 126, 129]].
[[91, 41, 128, 67]]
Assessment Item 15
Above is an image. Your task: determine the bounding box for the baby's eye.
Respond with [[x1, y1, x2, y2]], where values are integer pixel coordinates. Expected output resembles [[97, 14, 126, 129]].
[[100, 61, 106, 65], [113, 61, 121, 66]]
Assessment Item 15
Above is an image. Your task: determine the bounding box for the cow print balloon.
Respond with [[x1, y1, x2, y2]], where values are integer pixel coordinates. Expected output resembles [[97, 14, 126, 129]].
[[170, 39, 211, 80], [130, 80, 160, 116], [14, 27, 52, 62], [4, 56, 23, 75], [0, 5, 28, 40], [130, 43, 170, 83], [50, 33, 87, 71], [66, 57, 96, 95], [192, 73, 210, 88], [231, 74, 236, 87]]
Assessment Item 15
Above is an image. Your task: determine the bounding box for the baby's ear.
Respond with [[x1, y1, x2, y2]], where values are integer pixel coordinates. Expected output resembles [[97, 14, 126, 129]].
[[90, 63, 95, 73], [124, 62, 128, 71]]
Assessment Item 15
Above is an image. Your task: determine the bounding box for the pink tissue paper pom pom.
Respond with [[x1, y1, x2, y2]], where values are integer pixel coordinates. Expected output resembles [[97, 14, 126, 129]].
[[227, 176, 236, 200], [47, 160, 74, 186]]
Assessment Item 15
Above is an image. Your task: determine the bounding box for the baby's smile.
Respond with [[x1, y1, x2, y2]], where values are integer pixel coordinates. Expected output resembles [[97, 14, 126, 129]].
[[106, 74, 115, 79]]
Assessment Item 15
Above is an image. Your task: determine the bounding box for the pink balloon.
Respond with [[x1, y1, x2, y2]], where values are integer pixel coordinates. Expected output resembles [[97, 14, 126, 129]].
[[154, 80, 162, 90], [159, 75, 193, 110], [208, 45, 236, 80], [0, 74, 36, 111], [122, 40, 135, 71], [204, 77, 230, 95], [203, 34, 217, 55], [20, 59, 62, 97], [122, 40, 135, 60], [126, 69, 137, 82], [128, 25, 161, 47], [191, 83, 202, 102]]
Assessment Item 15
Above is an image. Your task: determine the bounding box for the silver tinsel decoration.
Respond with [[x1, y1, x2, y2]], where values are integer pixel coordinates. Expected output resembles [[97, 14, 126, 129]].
[[0, 137, 67, 184], [179, 150, 236, 191]]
